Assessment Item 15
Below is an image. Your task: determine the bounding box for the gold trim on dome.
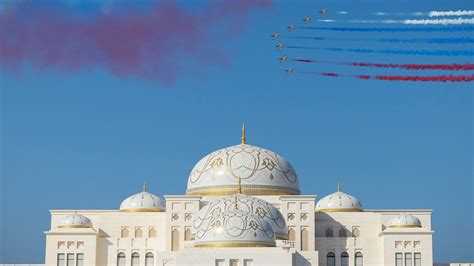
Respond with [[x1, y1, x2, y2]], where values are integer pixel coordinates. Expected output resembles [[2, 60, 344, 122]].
[[317, 208, 363, 213], [187, 186, 300, 196], [194, 242, 275, 248], [388, 224, 421, 228], [120, 208, 165, 212], [59, 225, 92, 228]]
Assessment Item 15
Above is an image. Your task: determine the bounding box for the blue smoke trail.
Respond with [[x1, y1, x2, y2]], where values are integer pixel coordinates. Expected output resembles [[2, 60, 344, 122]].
[[287, 46, 474, 56], [380, 37, 474, 44], [328, 48, 474, 56], [299, 26, 474, 32], [285, 36, 474, 44]]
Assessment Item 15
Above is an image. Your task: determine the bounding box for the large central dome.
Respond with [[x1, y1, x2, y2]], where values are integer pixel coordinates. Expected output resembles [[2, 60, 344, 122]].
[[186, 126, 300, 196]]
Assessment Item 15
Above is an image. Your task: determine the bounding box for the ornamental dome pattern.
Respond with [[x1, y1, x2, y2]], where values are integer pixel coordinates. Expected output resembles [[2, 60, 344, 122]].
[[192, 194, 278, 247], [186, 143, 300, 196]]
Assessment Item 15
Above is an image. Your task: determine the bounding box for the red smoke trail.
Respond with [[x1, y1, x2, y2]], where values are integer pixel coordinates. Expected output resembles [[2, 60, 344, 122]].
[[300, 71, 474, 82], [371, 74, 474, 82], [292, 59, 474, 71], [0, 1, 272, 84]]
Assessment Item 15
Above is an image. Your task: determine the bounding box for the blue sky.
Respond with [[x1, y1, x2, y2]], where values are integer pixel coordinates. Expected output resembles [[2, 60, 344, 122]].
[[1, 0, 473, 263]]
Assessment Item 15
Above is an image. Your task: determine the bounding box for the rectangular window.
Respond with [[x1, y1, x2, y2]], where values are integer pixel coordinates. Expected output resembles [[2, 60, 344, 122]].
[[395, 253, 403, 266], [230, 259, 239, 266], [414, 253, 421, 266], [57, 253, 65, 266], [405, 253, 412, 266], [67, 253, 74, 266], [215, 259, 225, 266], [76, 253, 84, 266], [243, 259, 253, 266]]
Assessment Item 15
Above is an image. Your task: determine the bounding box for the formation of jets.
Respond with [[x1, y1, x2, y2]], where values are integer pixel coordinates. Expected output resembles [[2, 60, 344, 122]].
[[272, 8, 327, 75]]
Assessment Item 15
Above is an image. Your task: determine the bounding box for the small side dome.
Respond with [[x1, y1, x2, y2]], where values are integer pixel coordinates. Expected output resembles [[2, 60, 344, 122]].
[[193, 194, 277, 247], [120, 183, 165, 212], [316, 183, 363, 212], [59, 214, 92, 228], [388, 214, 422, 228]]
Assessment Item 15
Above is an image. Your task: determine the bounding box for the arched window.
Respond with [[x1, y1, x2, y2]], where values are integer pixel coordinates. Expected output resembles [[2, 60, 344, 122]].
[[339, 228, 347, 237], [149, 228, 157, 238], [131, 252, 139, 266], [145, 252, 154, 266], [325, 228, 333, 237], [135, 228, 143, 238], [121, 228, 129, 238], [355, 252, 363, 266], [185, 227, 192, 241], [352, 228, 360, 237], [288, 228, 295, 241], [327, 252, 335, 266], [171, 228, 180, 251], [341, 252, 349, 266], [117, 253, 126, 266], [301, 228, 309, 251]]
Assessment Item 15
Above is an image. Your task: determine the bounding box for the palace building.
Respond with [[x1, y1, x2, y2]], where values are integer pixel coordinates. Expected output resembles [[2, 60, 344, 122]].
[[44, 126, 433, 266]]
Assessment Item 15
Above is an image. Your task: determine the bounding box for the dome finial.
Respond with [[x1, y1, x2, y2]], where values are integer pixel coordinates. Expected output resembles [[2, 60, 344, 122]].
[[237, 176, 242, 194], [143, 182, 147, 192], [234, 176, 242, 209], [337, 181, 340, 192], [241, 123, 246, 144]]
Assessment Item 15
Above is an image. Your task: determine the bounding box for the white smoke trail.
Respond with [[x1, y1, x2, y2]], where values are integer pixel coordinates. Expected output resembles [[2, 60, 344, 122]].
[[317, 19, 398, 24], [429, 10, 474, 17], [338, 11, 348, 15], [374, 11, 425, 16], [316, 18, 474, 25], [374, 11, 474, 17], [404, 18, 474, 25]]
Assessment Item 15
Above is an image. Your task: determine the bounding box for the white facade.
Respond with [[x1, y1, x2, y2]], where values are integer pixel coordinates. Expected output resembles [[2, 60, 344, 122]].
[[44, 131, 436, 266]]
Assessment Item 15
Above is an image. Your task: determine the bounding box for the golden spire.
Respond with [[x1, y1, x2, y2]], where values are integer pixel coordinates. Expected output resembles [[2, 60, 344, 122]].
[[237, 176, 242, 194], [234, 176, 242, 209], [337, 181, 340, 192], [234, 193, 238, 210], [241, 123, 246, 144], [143, 182, 147, 192]]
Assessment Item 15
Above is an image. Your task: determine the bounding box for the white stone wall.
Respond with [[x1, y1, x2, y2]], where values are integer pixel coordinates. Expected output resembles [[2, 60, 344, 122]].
[[43, 197, 436, 266]]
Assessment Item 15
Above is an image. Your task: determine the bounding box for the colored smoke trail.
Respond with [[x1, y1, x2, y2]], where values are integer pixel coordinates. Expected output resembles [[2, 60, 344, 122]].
[[299, 26, 474, 32], [300, 72, 474, 82], [380, 37, 474, 44], [287, 46, 474, 56], [0, 1, 272, 84], [291, 59, 474, 71], [327, 48, 474, 56], [285, 36, 474, 44]]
